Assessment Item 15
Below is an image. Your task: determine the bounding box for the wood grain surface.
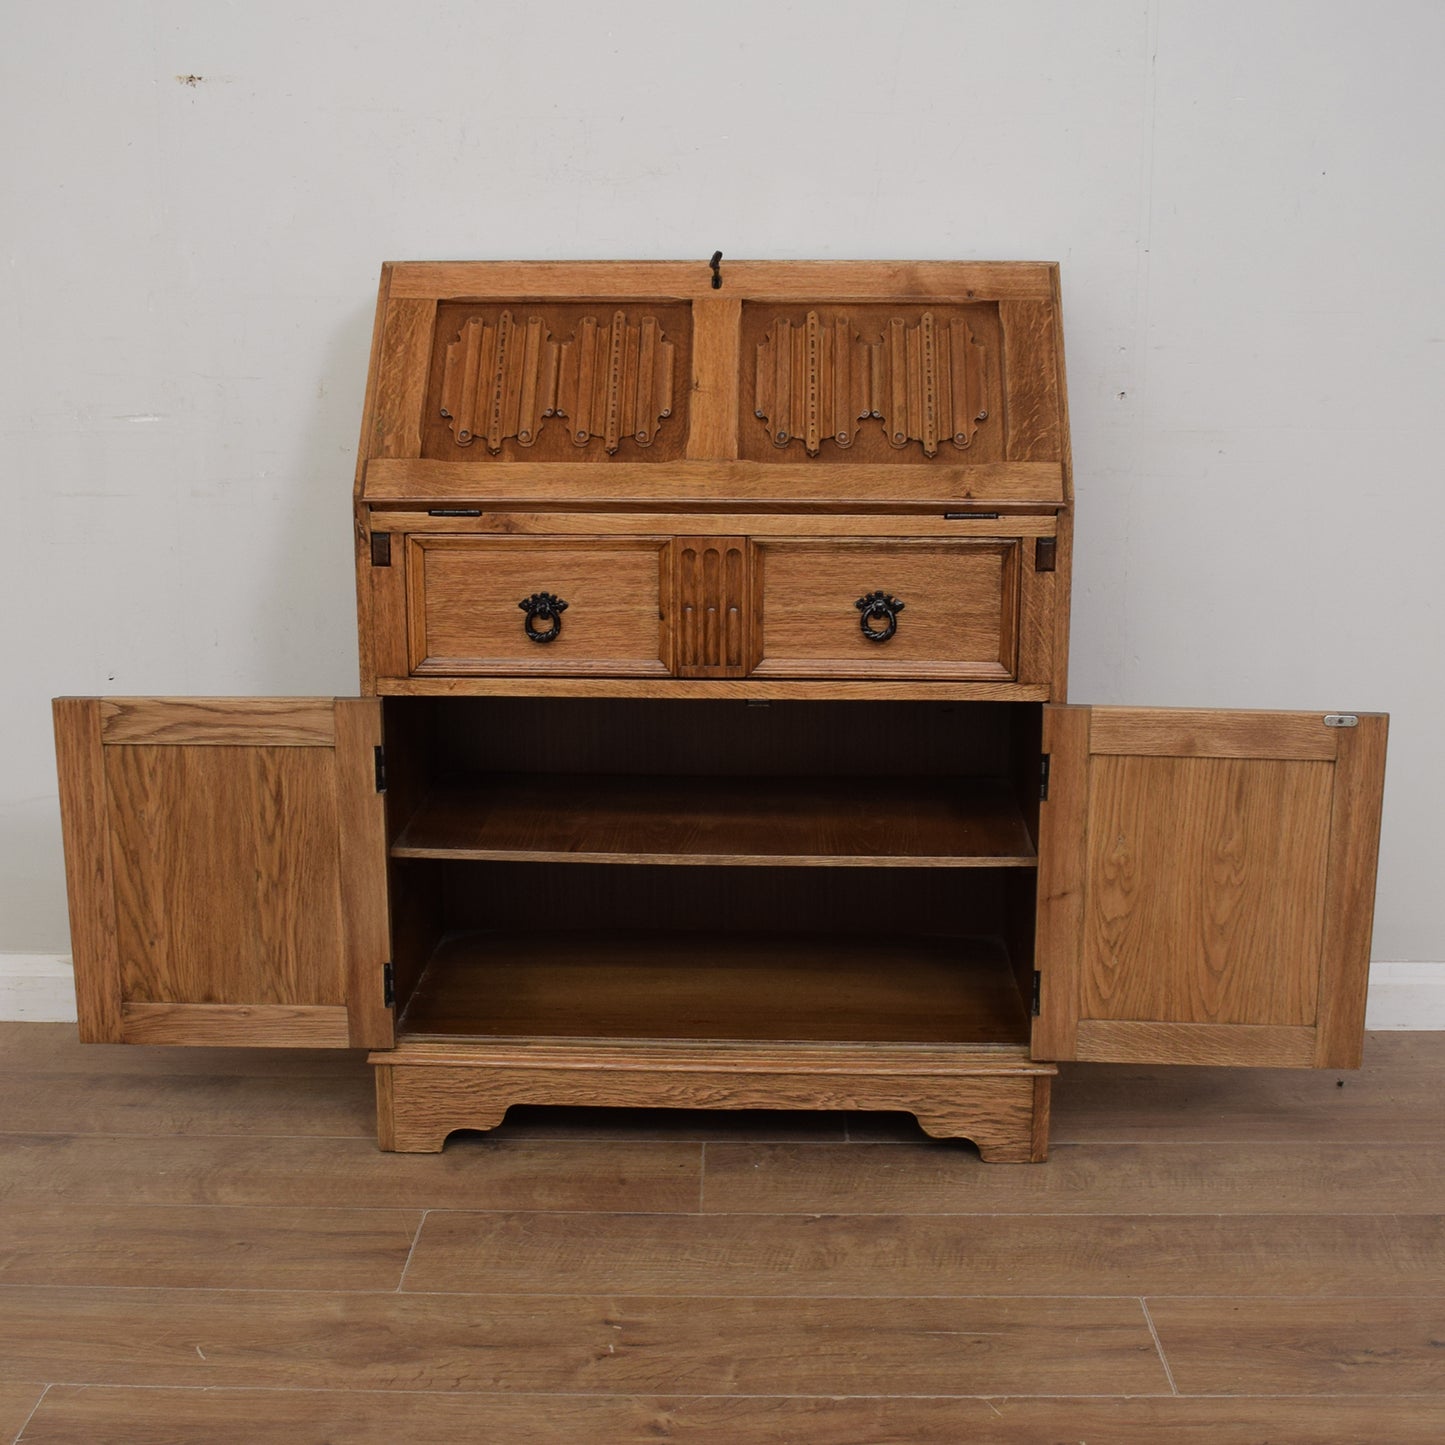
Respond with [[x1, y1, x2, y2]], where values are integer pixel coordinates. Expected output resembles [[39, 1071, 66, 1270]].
[[1, 1024, 1440, 1441], [17, 1390, 1445, 1445], [400, 1208, 1445, 1298], [391, 774, 1038, 867], [396, 931, 1031, 1045], [753, 538, 1017, 680]]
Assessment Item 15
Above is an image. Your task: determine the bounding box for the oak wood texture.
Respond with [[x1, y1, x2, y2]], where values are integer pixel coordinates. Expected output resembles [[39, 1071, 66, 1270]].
[[0, 1131, 702, 1212], [685, 292, 741, 460], [1033, 706, 1387, 1068], [373, 1038, 1051, 1161], [1148, 1297, 1445, 1396], [404, 534, 669, 676], [400, 1207, 1445, 1298], [363, 456, 1067, 507], [20, 1390, 1445, 1445], [51, 700, 123, 1042], [744, 304, 1002, 462], [0, 1204, 420, 1291], [52, 698, 389, 1049], [424, 302, 691, 463], [385, 258, 1060, 302], [395, 931, 1032, 1047], [0, 1383, 45, 1444], [700, 1138, 1445, 1215], [669, 535, 758, 677], [390, 774, 1038, 867], [375, 675, 1053, 701], [754, 537, 1019, 680], [3, 1025, 1442, 1438], [0, 1287, 1157, 1396], [97, 697, 337, 746], [368, 508, 1061, 536]]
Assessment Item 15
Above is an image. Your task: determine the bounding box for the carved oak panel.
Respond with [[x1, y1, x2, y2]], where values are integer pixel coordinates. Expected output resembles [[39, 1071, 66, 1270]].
[[422, 302, 692, 462], [740, 304, 1005, 464]]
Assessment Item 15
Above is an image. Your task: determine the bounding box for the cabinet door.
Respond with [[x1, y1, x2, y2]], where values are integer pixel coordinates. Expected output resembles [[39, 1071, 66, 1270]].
[[53, 698, 392, 1049], [1033, 706, 1386, 1068]]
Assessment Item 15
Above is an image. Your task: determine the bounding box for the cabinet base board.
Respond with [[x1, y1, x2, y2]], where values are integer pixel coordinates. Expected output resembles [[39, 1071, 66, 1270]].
[[369, 1041, 1056, 1163]]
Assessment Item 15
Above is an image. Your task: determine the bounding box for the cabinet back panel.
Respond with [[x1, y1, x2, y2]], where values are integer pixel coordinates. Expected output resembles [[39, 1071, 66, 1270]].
[[415, 698, 1023, 779], [434, 861, 1013, 939], [104, 745, 348, 1007]]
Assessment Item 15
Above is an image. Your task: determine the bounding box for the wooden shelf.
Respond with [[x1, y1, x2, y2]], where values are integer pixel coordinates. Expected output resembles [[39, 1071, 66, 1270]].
[[391, 775, 1037, 868], [397, 931, 1031, 1047]]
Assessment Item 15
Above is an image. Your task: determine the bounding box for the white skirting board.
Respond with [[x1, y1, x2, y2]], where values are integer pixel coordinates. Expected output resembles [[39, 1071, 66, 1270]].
[[1, 954, 1443, 1030]]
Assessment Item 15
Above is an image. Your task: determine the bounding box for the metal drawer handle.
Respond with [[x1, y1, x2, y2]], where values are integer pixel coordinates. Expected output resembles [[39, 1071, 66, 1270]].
[[855, 591, 904, 643], [519, 591, 568, 643]]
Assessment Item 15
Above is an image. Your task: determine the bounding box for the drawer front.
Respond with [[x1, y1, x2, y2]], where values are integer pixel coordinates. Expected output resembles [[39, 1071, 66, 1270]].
[[754, 539, 1020, 680], [406, 536, 669, 675]]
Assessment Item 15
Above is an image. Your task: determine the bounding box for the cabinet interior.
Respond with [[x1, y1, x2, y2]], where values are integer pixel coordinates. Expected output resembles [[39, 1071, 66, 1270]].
[[381, 697, 1041, 1049]]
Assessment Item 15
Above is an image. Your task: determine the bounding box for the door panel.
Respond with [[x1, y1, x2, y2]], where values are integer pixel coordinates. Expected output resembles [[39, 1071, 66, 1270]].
[[53, 697, 391, 1049], [1033, 706, 1386, 1068]]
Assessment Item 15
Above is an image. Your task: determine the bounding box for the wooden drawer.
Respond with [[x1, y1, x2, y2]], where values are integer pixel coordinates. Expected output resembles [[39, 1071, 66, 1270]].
[[753, 539, 1020, 681], [405, 536, 669, 676]]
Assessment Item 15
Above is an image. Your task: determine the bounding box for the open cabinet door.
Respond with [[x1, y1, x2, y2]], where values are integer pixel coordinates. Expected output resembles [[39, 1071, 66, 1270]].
[[53, 698, 393, 1049], [1033, 706, 1386, 1068]]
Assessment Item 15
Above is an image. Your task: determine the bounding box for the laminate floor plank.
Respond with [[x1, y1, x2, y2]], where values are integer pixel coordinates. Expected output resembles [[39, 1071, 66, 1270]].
[[0, 1288, 1166, 1396], [0, 1206, 420, 1291], [1149, 1297, 1445, 1395], [0, 1133, 701, 1212], [403, 1209, 1445, 1298], [0, 1384, 46, 1445], [0, 1023, 366, 1077], [1048, 1049, 1445, 1144], [701, 1139, 1445, 1214], [0, 1070, 375, 1139], [26, 1388, 1445, 1445]]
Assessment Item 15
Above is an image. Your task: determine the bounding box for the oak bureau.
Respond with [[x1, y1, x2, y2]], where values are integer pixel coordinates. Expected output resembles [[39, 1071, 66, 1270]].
[[52, 260, 1387, 1161]]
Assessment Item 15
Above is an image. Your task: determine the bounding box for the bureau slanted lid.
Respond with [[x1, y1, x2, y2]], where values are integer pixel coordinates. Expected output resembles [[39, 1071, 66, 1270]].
[[357, 260, 1070, 512]]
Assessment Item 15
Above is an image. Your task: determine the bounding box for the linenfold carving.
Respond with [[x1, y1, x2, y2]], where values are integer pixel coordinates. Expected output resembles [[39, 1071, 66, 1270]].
[[439, 310, 675, 454], [754, 310, 990, 457]]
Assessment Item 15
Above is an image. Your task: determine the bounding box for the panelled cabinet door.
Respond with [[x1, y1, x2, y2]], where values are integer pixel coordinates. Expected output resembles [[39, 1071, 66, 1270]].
[[1033, 706, 1387, 1068], [53, 698, 392, 1049]]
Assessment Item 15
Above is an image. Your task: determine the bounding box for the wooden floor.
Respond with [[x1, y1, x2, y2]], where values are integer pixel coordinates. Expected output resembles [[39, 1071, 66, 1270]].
[[0, 1024, 1443, 1443]]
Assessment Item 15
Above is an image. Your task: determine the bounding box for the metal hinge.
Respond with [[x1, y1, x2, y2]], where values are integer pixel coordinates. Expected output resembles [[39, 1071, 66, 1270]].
[[383, 962, 395, 1008], [944, 511, 1000, 520], [374, 745, 387, 792], [1031, 970, 1042, 1017], [370, 532, 391, 567], [428, 508, 482, 518], [1039, 754, 1051, 801]]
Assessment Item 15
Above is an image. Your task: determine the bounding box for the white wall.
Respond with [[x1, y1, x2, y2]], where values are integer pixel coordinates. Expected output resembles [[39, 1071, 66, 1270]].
[[2, 1, 1442, 971]]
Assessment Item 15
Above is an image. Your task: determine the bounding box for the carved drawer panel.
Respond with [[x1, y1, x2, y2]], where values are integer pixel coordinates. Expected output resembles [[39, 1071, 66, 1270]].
[[753, 539, 1020, 681], [405, 536, 669, 676]]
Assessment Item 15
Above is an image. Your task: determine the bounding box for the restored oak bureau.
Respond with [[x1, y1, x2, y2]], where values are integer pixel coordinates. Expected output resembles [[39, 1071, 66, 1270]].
[[52, 260, 1388, 1162]]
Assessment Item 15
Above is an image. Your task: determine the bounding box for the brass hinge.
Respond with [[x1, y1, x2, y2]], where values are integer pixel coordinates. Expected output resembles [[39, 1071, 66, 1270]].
[[374, 746, 387, 793], [1031, 970, 1042, 1017], [383, 962, 395, 1008], [1039, 754, 1051, 801]]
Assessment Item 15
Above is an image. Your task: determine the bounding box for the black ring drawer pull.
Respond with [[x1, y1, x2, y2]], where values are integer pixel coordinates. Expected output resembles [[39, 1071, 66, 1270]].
[[519, 591, 568, 643], [855, 591, 904, 643]]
